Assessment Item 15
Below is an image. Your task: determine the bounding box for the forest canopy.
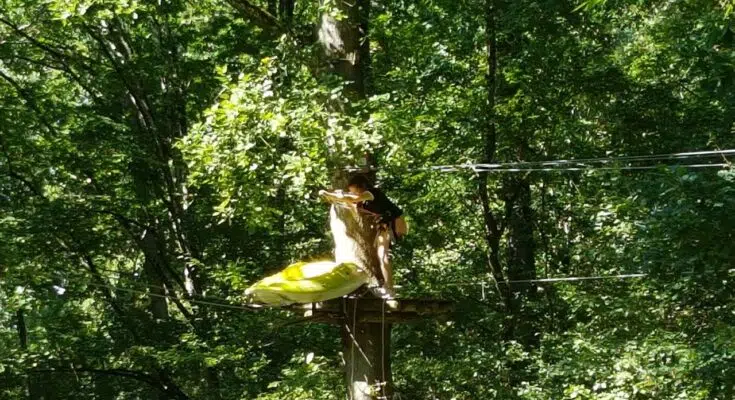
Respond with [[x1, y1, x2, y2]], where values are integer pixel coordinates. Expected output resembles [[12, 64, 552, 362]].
[[1, 0, 734, 399]]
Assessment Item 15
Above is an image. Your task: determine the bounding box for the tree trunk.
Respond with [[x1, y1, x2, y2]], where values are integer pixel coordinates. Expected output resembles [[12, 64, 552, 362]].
[[480, 0, 538, 350], [330, 204, 380, 277], [478, 0, 511, 309], [317, 2, 387, 397], [141, 231, 169, 321], [503, 175, 538, 344], [505, 176, 536, 291], [267, 0, 277, 17], [330, 196, 391, 400], [279, 0, 294, 26], [16, 310, 41, 400]]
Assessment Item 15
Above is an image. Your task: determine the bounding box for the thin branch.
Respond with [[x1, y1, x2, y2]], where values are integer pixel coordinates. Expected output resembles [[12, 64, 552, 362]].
[[0, 68, 63, 137], [80, 254, 128, 316], [2, 53, 103, 100], [0, 136, 45, 198], [27, 368, 189, 399], [0, 17, 97, 76], [82, 24, 158, 133], [87, 207, 149, 231], [30, 368, 151, 382]]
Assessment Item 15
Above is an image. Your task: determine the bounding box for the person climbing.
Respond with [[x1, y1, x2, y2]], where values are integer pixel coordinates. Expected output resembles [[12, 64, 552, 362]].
[[319, 175, 408, 298]]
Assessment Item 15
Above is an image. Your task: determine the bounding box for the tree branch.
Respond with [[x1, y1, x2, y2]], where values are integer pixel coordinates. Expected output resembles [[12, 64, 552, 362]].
[[11, 54, 102, 100], [225, 0, 286, 36]]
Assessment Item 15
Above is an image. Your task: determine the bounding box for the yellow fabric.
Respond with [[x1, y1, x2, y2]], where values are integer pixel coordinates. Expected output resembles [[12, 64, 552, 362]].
[[245, 260, 369, 306]]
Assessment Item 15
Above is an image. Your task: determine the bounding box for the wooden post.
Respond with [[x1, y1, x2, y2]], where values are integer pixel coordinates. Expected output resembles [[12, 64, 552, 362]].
[[306, 297, 453, 400], [341, 297, 392, 400]]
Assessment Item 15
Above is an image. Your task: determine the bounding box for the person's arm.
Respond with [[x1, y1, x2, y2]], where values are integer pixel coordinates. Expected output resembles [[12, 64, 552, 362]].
[[318, 189, 374, 204]]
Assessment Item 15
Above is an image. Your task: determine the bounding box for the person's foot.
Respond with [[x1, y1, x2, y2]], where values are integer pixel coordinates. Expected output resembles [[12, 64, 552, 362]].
[[370, 286, 396, 299]]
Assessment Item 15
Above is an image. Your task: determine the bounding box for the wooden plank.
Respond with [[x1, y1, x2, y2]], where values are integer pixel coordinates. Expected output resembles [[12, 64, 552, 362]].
[[305, 311, 452, 324], [303, 298, 454, 324], [313, 298, 454, 313]]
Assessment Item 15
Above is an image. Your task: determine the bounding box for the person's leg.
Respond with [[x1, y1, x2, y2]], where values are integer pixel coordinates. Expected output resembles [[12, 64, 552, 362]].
[[376, 229, 394, 295]]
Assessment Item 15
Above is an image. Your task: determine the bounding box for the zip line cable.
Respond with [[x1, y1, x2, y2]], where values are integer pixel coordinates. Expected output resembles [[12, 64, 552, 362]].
[[423, 269, 735, 292], [67, 261, 654, 305], [443, 149, 735, 168], [435, 164, 730, 173], [432, 161, 731, 173], [443, 273, 649, 287], [86, 282, 264, 311], [432, 148, 735, 168], [51, 149, 734, 304], [56, 268, 735, 314], [60, 268, 248, 307], [62, 264, 275, 309], [429, 148, 734, 173]]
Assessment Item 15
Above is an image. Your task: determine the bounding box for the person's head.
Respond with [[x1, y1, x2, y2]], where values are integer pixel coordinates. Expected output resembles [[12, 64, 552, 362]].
[[347, 175, 372, 195]]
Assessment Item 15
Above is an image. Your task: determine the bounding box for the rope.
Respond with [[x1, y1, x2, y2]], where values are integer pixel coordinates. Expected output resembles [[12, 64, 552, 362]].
[[381, 298, 387, 400], [77, 269, 187, 292], [351, 297, 357, 400]]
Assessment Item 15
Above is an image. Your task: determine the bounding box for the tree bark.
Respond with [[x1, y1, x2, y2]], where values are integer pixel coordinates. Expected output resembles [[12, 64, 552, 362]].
[[479, 0, 539, 350], [317, 0, 370, 99], [505, 177, 536, 289], [503, 174, 539, 348], [330, 204, 380, 277]]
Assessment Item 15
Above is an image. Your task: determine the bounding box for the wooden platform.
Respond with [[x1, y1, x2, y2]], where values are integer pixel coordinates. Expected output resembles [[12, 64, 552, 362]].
[[303, 297, 455, 324]]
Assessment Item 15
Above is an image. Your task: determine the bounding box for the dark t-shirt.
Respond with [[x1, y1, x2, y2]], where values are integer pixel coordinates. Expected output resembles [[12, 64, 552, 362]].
[[358, 188, 403, 224]]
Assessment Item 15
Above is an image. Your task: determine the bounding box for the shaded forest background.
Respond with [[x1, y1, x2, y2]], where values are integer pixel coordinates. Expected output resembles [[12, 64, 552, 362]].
[[1, 0, 734, 398]]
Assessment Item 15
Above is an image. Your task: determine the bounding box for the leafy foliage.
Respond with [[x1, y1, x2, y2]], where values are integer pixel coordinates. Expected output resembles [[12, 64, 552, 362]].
[[1, 0, 733, 398]]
